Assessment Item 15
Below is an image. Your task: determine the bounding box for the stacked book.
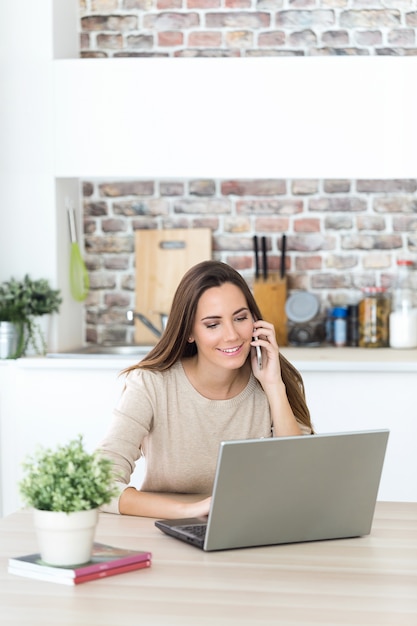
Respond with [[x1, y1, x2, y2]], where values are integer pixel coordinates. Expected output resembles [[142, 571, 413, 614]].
[[8, 542, 152, 585]]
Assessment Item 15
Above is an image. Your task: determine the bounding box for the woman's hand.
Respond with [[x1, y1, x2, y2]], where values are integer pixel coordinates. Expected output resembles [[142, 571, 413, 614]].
[[250, 319, 282, 387]]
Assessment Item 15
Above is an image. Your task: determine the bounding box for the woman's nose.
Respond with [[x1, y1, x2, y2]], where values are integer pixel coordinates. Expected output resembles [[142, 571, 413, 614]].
[[223, 322, 239, 341]]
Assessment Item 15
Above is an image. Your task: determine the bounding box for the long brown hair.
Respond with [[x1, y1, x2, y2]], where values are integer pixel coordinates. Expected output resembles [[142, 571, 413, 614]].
[[124, 260, 312, 432]]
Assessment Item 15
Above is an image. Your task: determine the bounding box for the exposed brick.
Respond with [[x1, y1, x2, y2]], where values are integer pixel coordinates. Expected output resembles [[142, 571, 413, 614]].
[[88, 272, 118, 289], [392, 215, 417, 231], [113, 199, 169, 216], [205, 12, 271, 28], [355, 30, 382, 46], [187, 0, 219, 7], [158, 31, 184, 45], [324, 215, 353, 229], [174, 198, 231, 213], [356, 215, 386, 231], [92, 0, 119, 9], [83, 181, 94, 196], [322, 29, 349, 45], [323, 179, 351, 193], [225, 31, 254, 47], [144, 12, 200, 29], [126, 35, 154, 48], [81, 15, 138, 31], [224, 216, 251, 232], [158, 0, 183, 8], [276, 10, 335, 27], [325, 254, 357, 269], [292, 179, 319, 194], [188, 31, 222, 46], [237, 199, 303, 214], [85, 236, 134, 254], [258, 31, 286, 46], [406, 11, 417, 27], [192, 217, 219, 229], [388, 29, 415, 46], [362, 253, 392, 270], [310, 272, 353, 289], [104, 291, 131, 306], [374, 196, 417, 213], [295, 255, 322, 270], [288, 234, 336, 251], [84, 219, 97, 235], [97, 34, 124, 49], [309, 197, 366, 212], [341, 234, 403, 250], [124, 0, 153, 8], [131, 218, 160, 229], [102, 218, 128, 232], [289, 29, 317, 47], [222, 179, 286, 195], [189, 180, 216, 195], [103, 255, 130, 270], [226, 255, 254, 271], [159, 181, 185, 195], [99, 181, 154, 196], [340, 10, 401, 28], [293, 218, 321, 232], [213, 234, 255, 251], [226, 0, 251, 7], [85, 201, 108, 216], [254, 216, 290, 231], [357, 179, 417, 193]]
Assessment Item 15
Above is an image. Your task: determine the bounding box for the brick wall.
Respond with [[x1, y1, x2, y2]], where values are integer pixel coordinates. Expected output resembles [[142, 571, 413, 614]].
[[78, 1, 417, 344], [82, 178, 417, 344], [80, 0, 417, 57]]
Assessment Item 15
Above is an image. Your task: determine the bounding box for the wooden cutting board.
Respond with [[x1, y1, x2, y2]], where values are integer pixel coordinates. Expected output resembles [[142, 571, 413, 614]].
[[134, 229, 212, 344]]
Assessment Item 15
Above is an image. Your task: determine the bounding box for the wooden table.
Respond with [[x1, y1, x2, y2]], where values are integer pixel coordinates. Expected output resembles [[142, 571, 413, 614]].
[[1, 502, 416, 625]]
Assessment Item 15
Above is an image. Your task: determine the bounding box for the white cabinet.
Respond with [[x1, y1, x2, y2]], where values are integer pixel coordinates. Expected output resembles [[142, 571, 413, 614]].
[[0, 358, 145, 517], [1, 348, 417, 517]]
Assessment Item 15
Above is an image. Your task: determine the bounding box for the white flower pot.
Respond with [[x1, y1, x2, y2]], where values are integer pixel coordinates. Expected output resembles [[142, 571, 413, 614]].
[[33, 508, 99, 566]]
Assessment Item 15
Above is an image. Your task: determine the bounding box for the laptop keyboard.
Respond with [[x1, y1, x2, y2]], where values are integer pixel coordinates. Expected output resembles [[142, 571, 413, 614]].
[[179, 524, 207, 540]]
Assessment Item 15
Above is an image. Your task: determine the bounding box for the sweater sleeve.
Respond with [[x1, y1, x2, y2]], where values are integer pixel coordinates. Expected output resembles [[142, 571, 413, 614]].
[[96, 369, 155, 514]]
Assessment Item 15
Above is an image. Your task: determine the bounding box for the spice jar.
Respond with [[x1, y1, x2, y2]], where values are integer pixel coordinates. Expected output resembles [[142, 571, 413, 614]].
[[358, 287, 390, 348]]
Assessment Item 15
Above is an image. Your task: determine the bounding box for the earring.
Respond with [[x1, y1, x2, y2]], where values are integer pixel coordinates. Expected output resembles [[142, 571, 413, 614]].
[[188, 337, 194, 343]]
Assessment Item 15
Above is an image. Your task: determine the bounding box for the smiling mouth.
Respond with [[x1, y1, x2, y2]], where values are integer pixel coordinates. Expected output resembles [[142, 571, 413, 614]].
[[219, 345, 242, 355]]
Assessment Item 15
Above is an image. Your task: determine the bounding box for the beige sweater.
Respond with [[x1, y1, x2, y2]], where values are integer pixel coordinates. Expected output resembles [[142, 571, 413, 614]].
[[98, 360, 310, 514]]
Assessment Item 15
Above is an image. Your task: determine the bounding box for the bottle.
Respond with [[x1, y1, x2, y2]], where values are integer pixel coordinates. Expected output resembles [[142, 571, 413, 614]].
[[358, 287, 390, 348], [332, 307, 347, 347], [389, 259, 417, 349], [347, 304, 359, 347]]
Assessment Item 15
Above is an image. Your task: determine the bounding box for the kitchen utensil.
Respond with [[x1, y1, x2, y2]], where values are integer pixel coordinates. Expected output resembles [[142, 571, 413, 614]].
[[134, 229, 211, 344], [280, 234, 286, 279], [285, 291, 320, 323], [67, 200, 89, 302]]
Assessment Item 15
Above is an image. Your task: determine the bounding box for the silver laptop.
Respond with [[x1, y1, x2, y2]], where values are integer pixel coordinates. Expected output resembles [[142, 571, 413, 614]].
[[155, 429, 389, 551]]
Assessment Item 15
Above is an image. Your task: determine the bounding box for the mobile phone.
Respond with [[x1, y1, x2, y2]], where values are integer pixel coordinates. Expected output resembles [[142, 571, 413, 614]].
[[252, 316, 262, 370], [254, 342, 262, 370]]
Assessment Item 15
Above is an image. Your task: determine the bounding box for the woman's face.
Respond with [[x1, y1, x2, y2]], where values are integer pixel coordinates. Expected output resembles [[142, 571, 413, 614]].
[[190, 282, 254, 370]]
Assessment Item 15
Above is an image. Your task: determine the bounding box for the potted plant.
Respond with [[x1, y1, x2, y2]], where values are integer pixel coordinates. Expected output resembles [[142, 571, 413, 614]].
[[0, 274, 62, 357], [19, 436, 118, 566]]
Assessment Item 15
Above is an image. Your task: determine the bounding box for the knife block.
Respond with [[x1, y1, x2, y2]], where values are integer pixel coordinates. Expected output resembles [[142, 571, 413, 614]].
[[253, 274, 288, 346]]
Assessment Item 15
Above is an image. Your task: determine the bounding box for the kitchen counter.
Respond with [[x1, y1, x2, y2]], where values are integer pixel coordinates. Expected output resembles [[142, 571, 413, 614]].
[[2, 346, 417, 372]]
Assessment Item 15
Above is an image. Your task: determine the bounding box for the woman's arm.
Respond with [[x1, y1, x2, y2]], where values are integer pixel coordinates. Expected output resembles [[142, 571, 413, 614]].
[[251, 320, 302, 437], [119, 488, 211, 519]]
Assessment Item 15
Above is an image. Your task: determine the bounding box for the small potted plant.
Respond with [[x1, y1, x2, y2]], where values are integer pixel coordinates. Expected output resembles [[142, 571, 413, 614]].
[[19, 436, 118, 566], [0, 274, 62, 358]]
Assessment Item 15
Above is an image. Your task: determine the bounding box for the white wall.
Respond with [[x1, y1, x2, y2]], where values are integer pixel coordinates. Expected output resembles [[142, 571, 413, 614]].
[[53, 56, 417, 179]]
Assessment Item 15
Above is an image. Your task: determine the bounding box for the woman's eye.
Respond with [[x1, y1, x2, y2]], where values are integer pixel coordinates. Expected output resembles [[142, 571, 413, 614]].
[[235, 315, 248, 323], [206, 323, 219, 329]]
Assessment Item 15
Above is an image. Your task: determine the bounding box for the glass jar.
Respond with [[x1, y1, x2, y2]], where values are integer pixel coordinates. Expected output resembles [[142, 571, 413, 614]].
[[389, 259, 417, 348], [358, 287, 390, 348]]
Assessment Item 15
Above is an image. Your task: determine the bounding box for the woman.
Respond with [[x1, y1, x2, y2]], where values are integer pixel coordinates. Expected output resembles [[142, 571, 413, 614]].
[[98, 260, 313, 518]]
